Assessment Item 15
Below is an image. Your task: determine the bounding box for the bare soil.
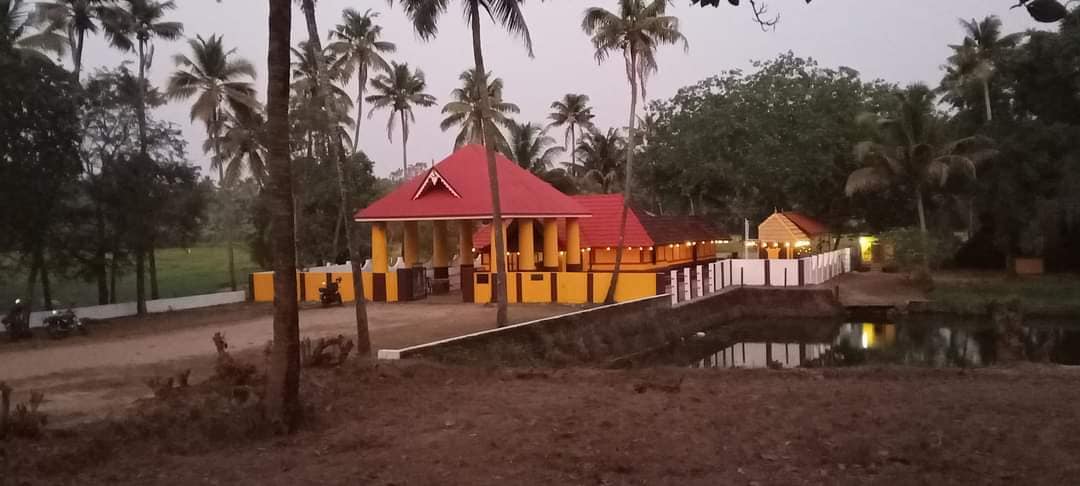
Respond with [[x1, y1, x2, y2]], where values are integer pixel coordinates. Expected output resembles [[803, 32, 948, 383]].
[[5, 362, 1080, 485], [0, 297, 576, 425]]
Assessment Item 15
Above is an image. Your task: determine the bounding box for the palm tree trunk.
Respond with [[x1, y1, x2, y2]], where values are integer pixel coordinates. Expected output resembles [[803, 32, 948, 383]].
[[400, 110, 408, 176], [335, 142, 370, 356], [74, 29, 84, 82], [136, 40, 148, 156], [982, 79, 992, 123], [570, 124, 577, 176], [25, 254, 39, 313], [265, 0, 301, 431], [135, 245, 146, 315], [149, 243, 159, 300], [214, 110, 238, 292], [604, 51, 639, 305], [95, 202, 108, 305], [915, 186, 930, 267], [302, 0, 370, 350], [469, 1, 508, 326], [39, 247, 52, 311], [352, 68, 365, 154]]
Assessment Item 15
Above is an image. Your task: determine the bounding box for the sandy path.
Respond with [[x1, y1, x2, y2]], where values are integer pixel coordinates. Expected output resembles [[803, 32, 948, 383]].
[[0, 299, 576, 424]]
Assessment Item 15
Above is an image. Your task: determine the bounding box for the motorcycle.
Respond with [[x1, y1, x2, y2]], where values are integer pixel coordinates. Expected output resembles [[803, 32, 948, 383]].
[[2, 298, 32, 341], [319, 278, 344, 307], [43, 307, 87, 339]]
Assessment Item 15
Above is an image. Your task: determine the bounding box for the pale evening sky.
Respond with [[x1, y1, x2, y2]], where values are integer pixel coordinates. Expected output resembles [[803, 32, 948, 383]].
[[77, 0, 1044, 178]]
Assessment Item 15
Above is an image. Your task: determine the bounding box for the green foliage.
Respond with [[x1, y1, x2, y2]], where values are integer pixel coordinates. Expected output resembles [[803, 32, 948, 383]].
[[879, 227, 960, 271], [641, 53, 901, 229], [439, 68, 517, 153]]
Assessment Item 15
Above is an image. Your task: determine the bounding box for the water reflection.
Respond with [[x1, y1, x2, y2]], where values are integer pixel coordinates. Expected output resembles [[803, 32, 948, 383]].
[[684, 317, 1080, 369]]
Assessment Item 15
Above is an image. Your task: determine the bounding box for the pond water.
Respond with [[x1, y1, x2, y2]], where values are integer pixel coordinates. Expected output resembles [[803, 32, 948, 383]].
[[635, 315, 1080, 369]]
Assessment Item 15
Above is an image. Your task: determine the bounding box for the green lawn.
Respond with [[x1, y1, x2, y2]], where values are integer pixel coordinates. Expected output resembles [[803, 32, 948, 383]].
[[0, 246, 263, 308], [929, 271, 1080, 316]]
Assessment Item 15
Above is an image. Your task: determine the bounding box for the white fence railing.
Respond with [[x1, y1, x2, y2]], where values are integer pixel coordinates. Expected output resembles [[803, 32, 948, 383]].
[[27, 290, 247, 328], [670, 248, 851, 306]]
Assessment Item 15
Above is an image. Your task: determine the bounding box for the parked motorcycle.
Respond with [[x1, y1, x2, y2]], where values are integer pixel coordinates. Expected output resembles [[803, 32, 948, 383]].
[[2, 298, 32, 341], [319, 278, 344, 307], [42, 307, 87, 339]]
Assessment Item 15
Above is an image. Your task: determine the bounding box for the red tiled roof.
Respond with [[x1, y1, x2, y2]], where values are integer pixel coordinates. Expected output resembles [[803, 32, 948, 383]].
[[472, 194, 726, 250], [637, 216, 729, 245], [781, 212, 829, 236], [354, 145, 591, 221]]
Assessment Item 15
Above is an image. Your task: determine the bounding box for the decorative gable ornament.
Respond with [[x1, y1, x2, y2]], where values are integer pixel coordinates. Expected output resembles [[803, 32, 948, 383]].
[[412, 168, 461, 200]]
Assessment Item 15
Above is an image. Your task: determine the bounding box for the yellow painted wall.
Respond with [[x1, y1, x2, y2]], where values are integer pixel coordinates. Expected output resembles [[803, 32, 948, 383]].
[[590, 272, 657, 303], [386, 272, 398, 302], [253, 271, 397, 303], [474, 274, 492, 304], [304, 272, 327, 302], [557, 272, 588, 304], [520, 272, 551, 303]]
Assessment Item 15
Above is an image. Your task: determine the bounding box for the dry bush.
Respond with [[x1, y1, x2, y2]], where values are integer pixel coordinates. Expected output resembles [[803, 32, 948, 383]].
[[300, 335, 355, 367], [1, 386, 48, 439], [212, 332, 258, 386]]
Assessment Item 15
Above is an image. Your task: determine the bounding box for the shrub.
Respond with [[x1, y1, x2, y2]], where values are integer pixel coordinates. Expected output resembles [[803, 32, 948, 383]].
[[878, 227, 960, 271]]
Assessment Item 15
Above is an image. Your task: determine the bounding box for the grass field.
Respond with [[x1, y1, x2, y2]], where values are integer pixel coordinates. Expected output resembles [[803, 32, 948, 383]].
[[929, 271, 1080, 315], [0, 246, 263, 308]]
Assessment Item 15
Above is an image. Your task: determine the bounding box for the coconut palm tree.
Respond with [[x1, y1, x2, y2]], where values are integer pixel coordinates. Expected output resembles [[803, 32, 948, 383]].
[[366, 61, 437, 176], [547, 93, 595, 175], [328, 8, 395, 154], [940, 15, 1023, 123], [31, 0, 108, 80], [216, 108, 268, 186], [98, 0, 181, 313], [296, 0, 373, 353], [167, 34, 258, 293], [582, 0, 687, 304], [100, 0, 182, 155], [440, 68, 519, 154], [1, 0, 66, 60], [391, 0, 534, 327], [576, 128, 626, 194], [263, 0, 301, 430], [506, 120, 563, 174], [845, 85, 995, 243]]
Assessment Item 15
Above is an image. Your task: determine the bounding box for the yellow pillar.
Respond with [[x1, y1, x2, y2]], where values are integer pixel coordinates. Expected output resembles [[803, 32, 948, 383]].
[[489, 220, 507, 272], [518, 219, 536, 271], [372, 222, 388, 273], [432, 220, 449, 268], [403, 221, 419, 267], [566, 218, 581, 271], [459, 220, 474, 265], [543, 218, 559, 270]]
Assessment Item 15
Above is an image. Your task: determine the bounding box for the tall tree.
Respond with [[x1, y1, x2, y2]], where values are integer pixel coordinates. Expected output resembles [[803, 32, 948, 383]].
[[328, 8, 395, 154], [576, 127, 626, 194], [100, 0, 181, 313], [297, 0, 371, 351], [166, 33, 258, 294], [506, 120, 562, 174], [31, 0, 106, 80], [940, 15, 1023, 123], [392, 0, 536, 327], [440, 68, 519, 154], [845, 85, 995, 247], [217, 108, 268, 186], [0, 48, 82, 312], [583, 0, 686, 304], [264, 0, 301, 430], [366, 61, 437, 177], [547, 93, 595, 176], [1, 0, 67, 60]]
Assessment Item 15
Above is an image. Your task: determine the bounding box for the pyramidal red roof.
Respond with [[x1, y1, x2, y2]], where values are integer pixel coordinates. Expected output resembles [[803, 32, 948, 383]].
[[354, 145, 590, 221], [781, 212, 829, 236]]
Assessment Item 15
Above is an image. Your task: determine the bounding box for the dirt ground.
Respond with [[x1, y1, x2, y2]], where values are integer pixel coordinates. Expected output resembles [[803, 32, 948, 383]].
[[826, 272, 927, 307], [6, 362, 1080, 485], [0, 296, 576, 425]]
